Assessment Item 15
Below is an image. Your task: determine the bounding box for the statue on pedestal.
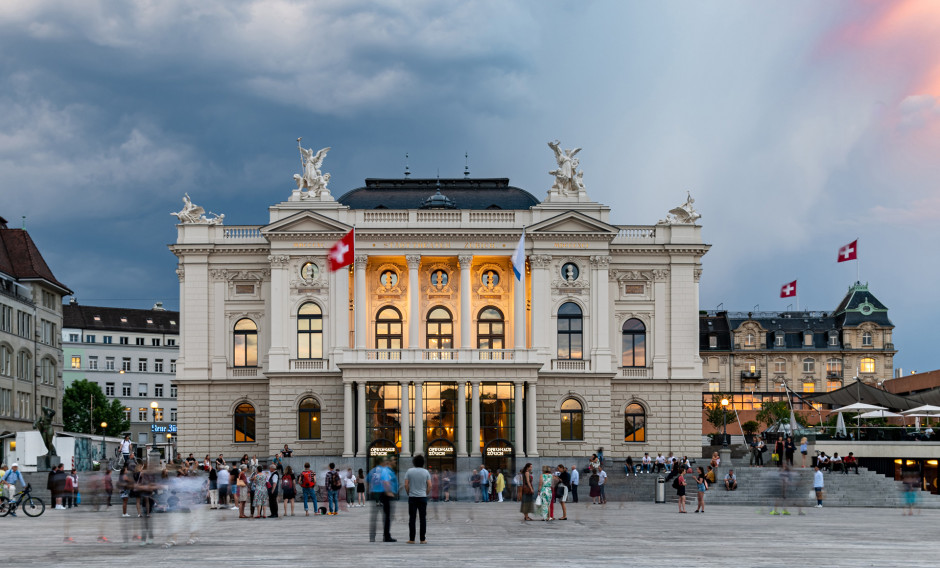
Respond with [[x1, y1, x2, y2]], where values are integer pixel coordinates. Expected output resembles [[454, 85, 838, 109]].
[[661, 191, 702, 224], [294, 138, 332, 199], [171, 193, 224, 225], [33, 406, 57, 457], [548, 140, 586, 196]]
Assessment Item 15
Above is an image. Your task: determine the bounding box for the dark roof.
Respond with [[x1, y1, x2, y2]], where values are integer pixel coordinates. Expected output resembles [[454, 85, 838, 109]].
[[805, 381, 919, 411], [699, 314, 732, 351], [63, 303, 179, 334], [337, 178, 541, 210], [0, 225, 71, 294], [833, 282, 893, 327]]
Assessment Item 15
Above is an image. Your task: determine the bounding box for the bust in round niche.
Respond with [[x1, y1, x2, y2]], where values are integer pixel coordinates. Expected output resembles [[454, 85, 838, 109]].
[[380, 269, 399, 290], [481, 269, 500, 289], [431, 269, 449, 290]]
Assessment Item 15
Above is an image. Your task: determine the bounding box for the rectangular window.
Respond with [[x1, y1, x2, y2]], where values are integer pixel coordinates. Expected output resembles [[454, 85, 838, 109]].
[[707, 357, 719, 373], [105, 382, 114, 396], [136, 337, 145, 346], [88, 356, 98, 370], [122, 383, 131, 397], [0, 305, 12, 332], [154, 359, 164, 373], [106, 357, 115, 371], [119, 337, 128, 345], [68, 333, 79, 342], [41, 290, 56, 309], [774, 360, 786, 373], [775, 334, 785, 347], [708, 335, 717, 349], [103, 336, 112, 344], [803, 359, 815, 373], [152, 338, 160, 346], [122, 358, 131, 372], [40, 319, 56, 345], [70, 355, 81, 369], [170, 408, 177, 422], [155, 384, 164, 397], [85, 334, 96, 343], [138, 383, 147, 396], [803, 382, 816, 393], [826, 380, 841, 392], [17, 311, 32, 339], [170, 384, 177, 398], [138, 358, 147, 372], [804, 333, 813, 346], [154, 407, 164, 421], [124, 407, 131, 422], [167, 339, 176, 346], [17, 392, 31, 420], [708, 382, 720, 392], [138, 407, 147, 421], [170, 360, 177, 373], [0, 388, 11, 416]]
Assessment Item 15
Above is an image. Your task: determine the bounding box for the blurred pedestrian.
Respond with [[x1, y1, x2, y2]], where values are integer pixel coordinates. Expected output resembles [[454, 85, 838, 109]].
[[405, 454, 431, 544], [814, 465, 824, 508], [344, 467, 357, 507], [369, 457, 398, 542]]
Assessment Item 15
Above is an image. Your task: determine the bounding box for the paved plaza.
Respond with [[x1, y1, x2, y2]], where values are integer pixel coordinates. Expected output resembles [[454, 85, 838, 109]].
[[2, 500, 936, 567]]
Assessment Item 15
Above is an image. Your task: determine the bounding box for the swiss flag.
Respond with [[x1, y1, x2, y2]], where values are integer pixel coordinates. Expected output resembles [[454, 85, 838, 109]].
[[837, 239, 857, 263], [328, 229, 355, 271], [780, 280, 797, 298]]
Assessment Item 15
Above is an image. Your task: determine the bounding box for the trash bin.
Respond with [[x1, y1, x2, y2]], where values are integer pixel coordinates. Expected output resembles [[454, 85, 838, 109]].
[[655, 476, 666, 503]]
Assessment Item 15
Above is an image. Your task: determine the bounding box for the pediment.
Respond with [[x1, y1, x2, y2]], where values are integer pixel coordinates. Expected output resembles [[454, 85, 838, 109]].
[[261, 210, 352, 236], [527, 210, 619, 235]]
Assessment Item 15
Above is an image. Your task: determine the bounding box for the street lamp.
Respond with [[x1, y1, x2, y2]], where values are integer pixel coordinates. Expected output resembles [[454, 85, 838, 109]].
[[166, 433, 173, 462], [100, 421, 108, 465], [150, 401, 159, 453], [720, 398, 730, 447]]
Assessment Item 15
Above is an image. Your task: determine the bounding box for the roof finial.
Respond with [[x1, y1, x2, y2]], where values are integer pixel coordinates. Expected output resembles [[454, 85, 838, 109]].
[[436, 170, 442, 193], [464, 152, 470, 179], [21, 216, 26, 230], [404, 152, 411, 177]]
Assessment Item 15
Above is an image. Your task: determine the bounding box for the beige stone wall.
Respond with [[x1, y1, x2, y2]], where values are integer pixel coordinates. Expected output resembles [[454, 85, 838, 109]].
[[535, 375, 612, 459], [266, 375, 344, 456], [610, 379, 702, 460], [176, 381, 269, 458]]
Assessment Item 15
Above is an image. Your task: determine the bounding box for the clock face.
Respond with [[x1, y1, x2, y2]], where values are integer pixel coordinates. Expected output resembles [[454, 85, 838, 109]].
[[301, 262, 319, 280]]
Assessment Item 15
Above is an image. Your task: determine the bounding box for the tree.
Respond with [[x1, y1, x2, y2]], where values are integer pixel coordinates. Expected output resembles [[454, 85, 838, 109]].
[[62, 379, 130, 436], [742, 420, 759, 436], [704, 394, 735, 433], [755, 400, 790, 428]]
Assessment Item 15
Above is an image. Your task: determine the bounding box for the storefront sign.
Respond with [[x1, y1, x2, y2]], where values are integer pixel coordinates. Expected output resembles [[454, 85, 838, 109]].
[[151, 424, 177, 434], [485, 446, 513, 457], [370, 445, 397, 457], [428, 445, 455, 457]]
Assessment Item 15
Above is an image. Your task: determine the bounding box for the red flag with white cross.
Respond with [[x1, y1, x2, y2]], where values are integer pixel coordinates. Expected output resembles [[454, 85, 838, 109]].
[[780, 280, 797, 298], [837, 239, 857, 263], [328, 229, 355, 271]]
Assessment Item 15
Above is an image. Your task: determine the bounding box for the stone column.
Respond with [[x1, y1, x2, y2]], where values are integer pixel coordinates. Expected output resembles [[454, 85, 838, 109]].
[[529, 255, 552, 355], [209, 270, 227, 378], [470, 380, 481, 457], [514, 381, 525, 457], [357, 382, 367, 456], [400, 381, 411, 457], [590, 255, 612, 372], [458, 255, 473, 349], [343, 381, 353, 457], [513, 262, 526, 349], [407, 255, 421, 348], [413, 379, 424, 455], [526, 382, 538, 457], [267, 255, 291, 371], [354, 255, 368, 349], [652, 270, 669, 379], [457, 381, 468, 457]]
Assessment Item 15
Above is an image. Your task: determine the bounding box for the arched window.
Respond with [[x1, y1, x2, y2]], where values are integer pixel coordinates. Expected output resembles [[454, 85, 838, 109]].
[[477, 307, 504, 350], [298, 397, 321, 439], [427, 307, 454, 349], [375, 307, 403, 349], [745, 333, 755, 347], [624, 403, 646, 442], [557, 302, 583, 360], [828, 330, 839, 346], [860, 357, 875, 374], [621, 318, 646, 368], [233, 318, 258, 367], [862, 331, 873, 347], [802, 357, 815, 374], [560, 398, 583, 440], [16, 350, 31, 381], [297, 303, 323, 359], [234, 402, 255, 443], [0, 345, 12, 376]]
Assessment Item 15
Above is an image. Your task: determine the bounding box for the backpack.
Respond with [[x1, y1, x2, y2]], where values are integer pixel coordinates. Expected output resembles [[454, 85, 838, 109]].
[[282, 475, 294, 491], [589, 473, 599, 487], [329, 471, 342, 490], [300, 470, 315, 489], [672, 477, 681, 490]]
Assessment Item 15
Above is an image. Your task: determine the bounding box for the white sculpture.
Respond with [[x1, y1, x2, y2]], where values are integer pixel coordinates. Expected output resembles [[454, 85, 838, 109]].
[[171, 193, 224, 225], [293, 138, 332, 198], [548, 140, 586, 195], [661, 191, 701, 224]]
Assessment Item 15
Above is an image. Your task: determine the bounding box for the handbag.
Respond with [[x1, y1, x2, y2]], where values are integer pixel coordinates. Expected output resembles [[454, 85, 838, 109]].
[[771, 453, 780, 461], [534, 494, 542, 506]]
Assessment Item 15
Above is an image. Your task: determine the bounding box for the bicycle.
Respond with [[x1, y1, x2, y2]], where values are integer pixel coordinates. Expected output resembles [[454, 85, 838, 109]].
[[110, 447, 136, 471], [0, 484, 45, 517]]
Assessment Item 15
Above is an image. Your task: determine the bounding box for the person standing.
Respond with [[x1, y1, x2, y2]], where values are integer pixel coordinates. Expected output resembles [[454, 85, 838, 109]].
[[405, 454, 431, 544], [207, 465, 219, 509], [120, 435, 133, 467], [479, 464, 490, 503], [784, 435, 796, 467], [251, 465, 268, 518], [494, 469, 505, 502], [236, 466, 249, 518], [569, 464, 579, 502], [675, 470, 687, 513], [344, 468, 357, 507], [554, 464, 569, 520], [357, 468, 367, 506], [694, 466, 707, 513], [266, 463, 280, 518], [813, 465, 824, 508], [217, 464, 230, 508], [325, 463, 341, 515], [597, 465, 608, 504], [755, 437, 766, 467], [369, 457, 397, 542], [299, 463, 317, 516], [282, 466, 296, 516], [588, 468, 601, 504], [799, 437, 809, 468], [538, 466, 553, 520], [519, 463, 535, 521]]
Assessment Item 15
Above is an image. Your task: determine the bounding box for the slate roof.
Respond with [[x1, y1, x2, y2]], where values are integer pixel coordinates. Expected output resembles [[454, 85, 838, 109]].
[[63, 303, 179, 335], [699, 314, 732, 351], [833, 282, 893, 327], [0, 218, 71, 294], [337, 178, 541, 210]]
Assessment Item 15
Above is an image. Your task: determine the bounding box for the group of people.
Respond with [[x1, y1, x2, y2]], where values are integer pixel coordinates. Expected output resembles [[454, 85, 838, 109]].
[[518, 463, 582, 522]]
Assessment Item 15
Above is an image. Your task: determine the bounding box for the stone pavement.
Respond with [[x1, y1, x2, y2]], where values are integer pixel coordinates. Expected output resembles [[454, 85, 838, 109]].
[[2, 500, 937, 567]]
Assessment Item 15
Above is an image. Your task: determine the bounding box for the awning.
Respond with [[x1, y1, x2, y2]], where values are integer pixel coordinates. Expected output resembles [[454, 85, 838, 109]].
[[805, 380, 921, 412]]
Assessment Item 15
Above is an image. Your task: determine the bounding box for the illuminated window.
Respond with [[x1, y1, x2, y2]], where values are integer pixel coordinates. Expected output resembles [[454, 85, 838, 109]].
[[426, 307, 454, 350], [476, 307, 504, 350], [624, 403, 646, 442], [621, 319, 646, 368], [234, 402, 256, 443], [233, 318, 258, 367], [560, 398, 583, 441], [557, 302, 583, 360], [802, 382, 815, 393], [71, 356, 81, 369], [744, 359, 757, 373], [298, 397, 321, 440], [297, 302, 323, 359], [826, 380, 841, 392], [860, 357, 875, 374], [708, 382, 720, 393], [745, 333, 754, 347], [375, 307, 403, 350]]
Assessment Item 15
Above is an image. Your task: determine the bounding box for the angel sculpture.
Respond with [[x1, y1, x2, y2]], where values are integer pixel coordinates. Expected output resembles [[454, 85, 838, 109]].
[[294, 139, 332, 197], [171, 193, 224, 225], [662, 191, 702, 224], [548, 140, 584, 195]]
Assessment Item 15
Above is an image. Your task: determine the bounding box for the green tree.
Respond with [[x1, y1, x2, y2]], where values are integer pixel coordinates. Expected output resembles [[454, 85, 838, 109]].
[[755, 400, 795, 428], [62, 379, 130, 436], [742, 420, 760, 436], [704, 393, 735, 433]]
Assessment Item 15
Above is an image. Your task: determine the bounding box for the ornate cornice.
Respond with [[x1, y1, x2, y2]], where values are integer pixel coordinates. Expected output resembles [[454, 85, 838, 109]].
[[589, 255, 611, 267], [652, 269, 670, 281], [176, 266, 185, 282], [694, 269, 703, 282]]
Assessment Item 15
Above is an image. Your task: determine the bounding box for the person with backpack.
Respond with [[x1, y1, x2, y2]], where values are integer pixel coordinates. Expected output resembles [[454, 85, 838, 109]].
[[266, 463, 280, 518], [281, 465, 297, 516], [299, 463, 318, 516], [588, 468, 601, 504], [325, 462, 341, 515]]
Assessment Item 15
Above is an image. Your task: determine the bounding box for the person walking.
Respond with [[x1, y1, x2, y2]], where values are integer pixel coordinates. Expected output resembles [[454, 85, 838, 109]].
[[405, 454, 431, 544], [266, 463, 280, 518], [325, 463, 341, 515], [299, 463, 317, 516], [813, 465, 824, 508], [675, 470, 687, 513], [569, 464, 579, 502], [369, 457, 397, 542], [251, 465, 268, 519], [282, 465, 296, 516], [494, 468, 506, 502], [538, 465, 553, 521], [519, 463, 535, 521], [694, 466, 708, 513]]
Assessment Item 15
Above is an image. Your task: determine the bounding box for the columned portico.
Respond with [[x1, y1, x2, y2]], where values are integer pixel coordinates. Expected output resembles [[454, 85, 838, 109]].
[[470, 380, 481, 457]]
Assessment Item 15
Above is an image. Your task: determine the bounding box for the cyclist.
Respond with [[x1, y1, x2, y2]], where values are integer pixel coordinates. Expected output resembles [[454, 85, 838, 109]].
[[2, 464, 27, 516]]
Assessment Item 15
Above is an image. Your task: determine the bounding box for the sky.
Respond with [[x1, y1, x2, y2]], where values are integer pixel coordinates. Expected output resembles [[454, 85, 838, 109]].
[[1, 0, 938, 373]]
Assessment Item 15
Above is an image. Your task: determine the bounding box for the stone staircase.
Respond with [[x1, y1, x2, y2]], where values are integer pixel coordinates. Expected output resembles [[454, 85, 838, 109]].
[[599, 462, 940, 509]]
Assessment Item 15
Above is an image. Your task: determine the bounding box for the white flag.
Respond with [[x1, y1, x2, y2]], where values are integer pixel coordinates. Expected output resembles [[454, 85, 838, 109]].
[[511, 230, 526, 280]]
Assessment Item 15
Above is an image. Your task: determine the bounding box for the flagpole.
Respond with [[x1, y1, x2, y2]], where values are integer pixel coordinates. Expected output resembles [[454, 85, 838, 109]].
[[856, 237, 860, 283]]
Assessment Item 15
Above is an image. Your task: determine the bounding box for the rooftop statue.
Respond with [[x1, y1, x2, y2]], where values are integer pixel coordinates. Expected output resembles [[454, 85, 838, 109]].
[[548, 139, 585, 196], [294, 138, 332, 198], [661, 191, 701, 224], [171, 193, 224, 225]]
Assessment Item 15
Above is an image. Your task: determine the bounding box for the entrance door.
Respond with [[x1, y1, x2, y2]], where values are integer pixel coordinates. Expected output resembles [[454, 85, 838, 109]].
[[426, 438, 456, 474], [483, 438, 515, 477]]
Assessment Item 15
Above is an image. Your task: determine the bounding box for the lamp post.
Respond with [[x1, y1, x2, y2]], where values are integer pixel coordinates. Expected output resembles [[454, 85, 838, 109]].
[[149, 401, 159, 464], [720, 398, 730, 447], [100, 421, 108, 465], [166, 433, 173, 462]]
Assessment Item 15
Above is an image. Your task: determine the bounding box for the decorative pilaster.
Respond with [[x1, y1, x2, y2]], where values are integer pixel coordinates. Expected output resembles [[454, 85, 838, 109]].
[[513, 255, 526, 349], [267, 254, 291, 371], [652, 268, 669, 379], [526, 382, 538, 457], [470, 380, 481, 457], [343, 381, 353, 457], [590, 255, 612, 372], [457, 381, 467, 457], [514, 381, 525, 457], [407, 255, 421, 348], [357, 382, 367, 456], [529, 254, 552, 355], [458, 255, 473, 349], [354, 254, 368, 349], [400, 381, 411, 457]]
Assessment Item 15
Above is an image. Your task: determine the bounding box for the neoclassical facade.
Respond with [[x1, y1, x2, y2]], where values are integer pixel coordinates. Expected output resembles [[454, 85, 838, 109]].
[[170, 148, 708, 473]]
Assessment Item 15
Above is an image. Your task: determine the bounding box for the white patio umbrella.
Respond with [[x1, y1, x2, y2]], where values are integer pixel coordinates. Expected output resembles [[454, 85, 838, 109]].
[[835, 412, 847, 437], [858, 410, 903, 419], [901, 405, 940, 415], [834, 402, 886, 412]]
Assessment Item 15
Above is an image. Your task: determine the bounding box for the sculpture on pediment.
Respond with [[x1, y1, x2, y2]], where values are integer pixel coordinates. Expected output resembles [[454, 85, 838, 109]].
[[294, 138, 332, 198], [548, 140, 586, 196], [171, 193, 224, 225], [661, 191, 701, 225]]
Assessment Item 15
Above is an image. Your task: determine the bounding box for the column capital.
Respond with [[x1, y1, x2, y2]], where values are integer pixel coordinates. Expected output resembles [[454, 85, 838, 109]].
[[458, 254, 473, 268], [589, 255, 611, 267], [406, 254, 422, 268], [267, 254, 290, 267], [469, 379, 481, 386], [530, 254, 552, 268], [354, 254, 369, 269]]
